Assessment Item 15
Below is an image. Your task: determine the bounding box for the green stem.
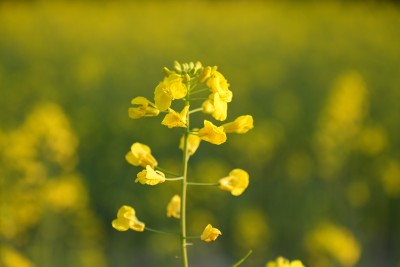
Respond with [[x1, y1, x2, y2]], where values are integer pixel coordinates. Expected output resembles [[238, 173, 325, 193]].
[[188, 107, 203, 114], [190, 87, 209, 95], [180, 85, 191, 267], [165, 177, 184, 181], [187, 182, 220, 186], [156, 166, 181, 177], [231, 250, 253, 267], [145, 226, 179, 236]]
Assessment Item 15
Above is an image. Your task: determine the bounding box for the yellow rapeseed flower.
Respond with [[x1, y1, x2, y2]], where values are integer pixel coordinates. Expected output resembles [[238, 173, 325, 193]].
[[179, 132, 201, 156], [161, 105, 189, 128], [201, 224, 222, 242], [125, 142, 158, 168], [266, 256, 305, 267], [154, 73, 187, 111], [204, 67, 232, 102], [222, 115, 254, 134], [135, 165, 166, 185], [128, 96, 160, 119], [202, 92, 228, 121], [166, 194, 181, 219], [198, 120, 227, 145], [219, 169, 249, 196], [112, 205, 145, 232]]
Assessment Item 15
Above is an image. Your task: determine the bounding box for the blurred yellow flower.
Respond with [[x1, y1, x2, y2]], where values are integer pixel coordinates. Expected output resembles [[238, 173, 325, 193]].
[[305, 222, 361, 267], [179, 132, 201, 156], [219, 169, 249, 196], [126, 142, 158, 168], [223, 115, 254, 134], [128, 96, 160, 119], [202, 92, 228, 121], [154, 73, 187, 111], [198, 120, 227, 145], [161, 105, 189, 128], [201, 224, 222, 242], [112, 205, 145, 232], [266, 256, 305, 267], [0, 246, 34, 267], [166, 194, 181, 219], [135, 165, 166, 185]]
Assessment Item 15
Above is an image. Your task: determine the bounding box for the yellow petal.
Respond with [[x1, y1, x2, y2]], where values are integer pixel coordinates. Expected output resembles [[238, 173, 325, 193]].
[[161, 106, 189, 128], [179, 132, 201, 156], [112, 205, 145, 232], [135, 165, 165, 185], [201, 224, 222, 242], [219, 169, 249, 196], [222, 115, 254, 134], [198, 120, 227, 145], [166, 194, 181, 219], [166, 73, 187, 99], [154, 81, 173, 111], [126, 142, 158, 168], [128, 96, 160, 119]]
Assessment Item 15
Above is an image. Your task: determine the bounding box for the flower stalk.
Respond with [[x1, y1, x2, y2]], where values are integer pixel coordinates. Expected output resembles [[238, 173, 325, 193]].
[[180, 85, 191, 267]]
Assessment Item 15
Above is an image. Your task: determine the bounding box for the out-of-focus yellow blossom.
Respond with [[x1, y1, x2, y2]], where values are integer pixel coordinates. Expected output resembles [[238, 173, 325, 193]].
[[161, 105, 189, 128], [198, 120, 227, 145], [222, 115, 254, 134], [305, 222, 361, 267], [266, 256, 305, 267], [0, 246, 34, 267], [112, 205, 145, 232], [128, 96, 160, 119], [179, 132, 201, 156], [166, 194, 181, 219], [219, 169, 249, 196], [126, 142, 158, 168], [201, 224, 222, 242], [382, 160, 400, 198], [135, 165, 166, 185], [202, 92, 228, 121], [154, 73, 187, 111]]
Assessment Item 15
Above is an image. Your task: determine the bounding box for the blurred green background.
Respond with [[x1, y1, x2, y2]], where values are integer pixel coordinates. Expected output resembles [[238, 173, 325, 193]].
[[1, 1, 400, 266]]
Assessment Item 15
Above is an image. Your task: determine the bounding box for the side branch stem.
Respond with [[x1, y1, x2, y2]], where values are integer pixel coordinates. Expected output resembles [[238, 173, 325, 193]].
[[187, 182, 219, 186]]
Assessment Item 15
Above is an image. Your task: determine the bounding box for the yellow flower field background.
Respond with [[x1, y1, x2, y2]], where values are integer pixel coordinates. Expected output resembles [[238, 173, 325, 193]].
[[1, 1, 399, 266]]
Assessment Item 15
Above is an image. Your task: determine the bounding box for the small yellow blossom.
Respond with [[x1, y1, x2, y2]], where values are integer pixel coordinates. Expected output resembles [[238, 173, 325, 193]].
[[126, 142, 158, 168], [166, 194, 181, 219], [198, 120, 227, 145], [219, 169, 249, 196], [266, 257, 305, 267], [202, 92, 228, 121], [154, 73, 187, 111], [205, 67, 233, 102], [135, 165, 166, 185], [112, 205, 145, 232], [161, 105, 189, 128], [128, 96, 160, 119], [179, 132, 201, 156], [222, 115, 254, 134], [201, 224, 222, 242]]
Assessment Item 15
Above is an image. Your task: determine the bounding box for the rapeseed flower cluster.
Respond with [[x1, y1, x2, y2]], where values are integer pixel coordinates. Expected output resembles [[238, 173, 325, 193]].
[[112, 61, 254, 267]]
